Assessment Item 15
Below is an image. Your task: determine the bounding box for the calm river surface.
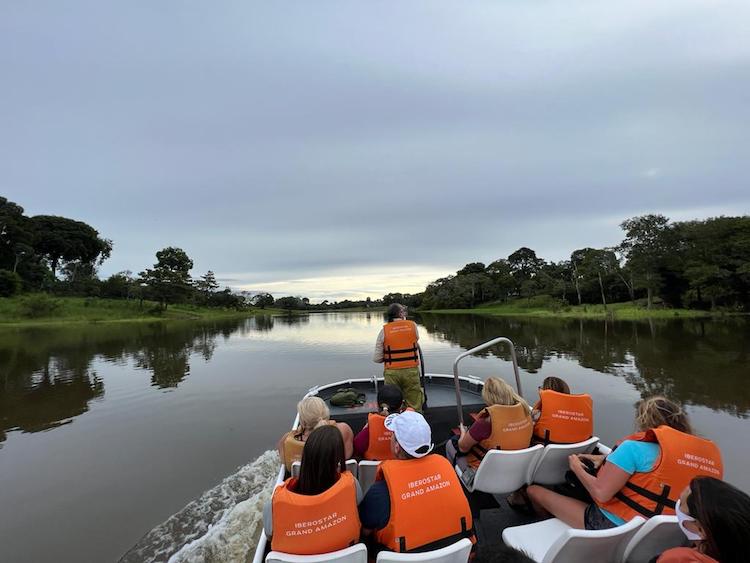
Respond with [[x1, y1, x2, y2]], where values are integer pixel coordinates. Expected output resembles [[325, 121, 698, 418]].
[[1, 312, 749, 562]]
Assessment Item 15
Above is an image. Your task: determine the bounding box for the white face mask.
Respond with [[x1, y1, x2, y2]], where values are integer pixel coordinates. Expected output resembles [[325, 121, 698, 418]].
[[676, 498, 704, 541]]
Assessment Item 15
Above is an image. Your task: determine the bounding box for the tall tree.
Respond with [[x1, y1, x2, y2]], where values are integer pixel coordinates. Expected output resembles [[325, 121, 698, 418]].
[[30, 215, 111, 279], [618, 214, 671, 309], [139, 247, 194, 309], [0, 197, 33, 272]]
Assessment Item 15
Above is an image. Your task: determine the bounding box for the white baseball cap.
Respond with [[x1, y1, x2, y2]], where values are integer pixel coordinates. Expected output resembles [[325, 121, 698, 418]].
[[384, 411, 434, 458]]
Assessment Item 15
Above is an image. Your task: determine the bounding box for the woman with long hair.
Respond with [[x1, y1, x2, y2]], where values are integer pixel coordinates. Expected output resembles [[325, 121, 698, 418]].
[[277, 396, 354, 472], [265, 425, 363, 555], [353, 384, 405, 460], [445, 376, 533, 488], [526, 396, 723, 530], [657, 476, 750, 563]]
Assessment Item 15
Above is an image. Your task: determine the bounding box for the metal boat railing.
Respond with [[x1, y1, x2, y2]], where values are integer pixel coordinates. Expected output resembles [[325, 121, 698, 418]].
[[452, 337, 522, 427]]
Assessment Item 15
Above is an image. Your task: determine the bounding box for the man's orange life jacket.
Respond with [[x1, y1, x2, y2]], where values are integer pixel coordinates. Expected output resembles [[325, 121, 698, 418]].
[[533, 389, 594, 444], [383, 320, 419, 369], [271, 471, 361, 555], [466, 404, 533, 469], [597, 425, 723, 520], [374, 454, 474, 553]]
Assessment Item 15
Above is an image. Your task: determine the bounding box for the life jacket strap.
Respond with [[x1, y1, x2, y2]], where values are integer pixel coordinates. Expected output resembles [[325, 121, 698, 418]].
[[614, 483, 673, 518], [389, 518, 475, 553]]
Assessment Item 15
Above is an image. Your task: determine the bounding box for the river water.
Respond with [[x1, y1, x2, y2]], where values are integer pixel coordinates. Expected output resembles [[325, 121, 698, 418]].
[[0, 312, 748, 562]]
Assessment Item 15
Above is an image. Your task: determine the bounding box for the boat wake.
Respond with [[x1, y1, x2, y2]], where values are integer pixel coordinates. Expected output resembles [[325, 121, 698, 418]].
[[120, 450, 280, 563]]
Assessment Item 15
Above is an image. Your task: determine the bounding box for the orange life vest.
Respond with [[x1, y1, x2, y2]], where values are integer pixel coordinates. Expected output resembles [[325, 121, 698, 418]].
[[382, 320, 419, 369], [374, 455, 474, 553], [364, 408, 414, 461], [597, 426, 723, 520], [533, 389, 594, 444], [282, 421, 337, 472], [282, 432, 305, 472], [466, 404, 533, 469], [271, 471, 361, 555]]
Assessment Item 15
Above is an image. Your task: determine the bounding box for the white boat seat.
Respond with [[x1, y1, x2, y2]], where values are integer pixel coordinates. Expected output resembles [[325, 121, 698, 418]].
[[622, 515, 686, 563], [457, 444, 544, 494], [530, 437, 599, 486], [358, 460, 381, 495], [502, 516, 645, 563], [292, 459, 358, 479], [376, 538, 473, 563], [266, 543, 367, 563]]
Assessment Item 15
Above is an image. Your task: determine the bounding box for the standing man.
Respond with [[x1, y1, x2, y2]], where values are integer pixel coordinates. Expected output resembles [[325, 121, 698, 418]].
[[374, 303, 422, 411]]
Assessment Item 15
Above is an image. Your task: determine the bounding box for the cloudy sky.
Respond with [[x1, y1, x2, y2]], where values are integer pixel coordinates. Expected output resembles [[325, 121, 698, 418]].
[[2, 1, 749, 301]]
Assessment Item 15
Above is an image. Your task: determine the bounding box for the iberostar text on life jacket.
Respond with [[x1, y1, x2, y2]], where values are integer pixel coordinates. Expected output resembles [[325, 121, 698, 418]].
[[271, 471, 361, 555], [382, 320, 419, 369], [374, 454, 474, 553], [466, 404, 533, 468], [597, 425, 723, 521], [533, 389, 594, 444]]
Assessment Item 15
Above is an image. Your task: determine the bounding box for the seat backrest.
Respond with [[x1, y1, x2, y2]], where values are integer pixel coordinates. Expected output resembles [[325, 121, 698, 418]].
[[266, 543, 368, 563], [471, 444, 544, 493], [531, 437, 599, 486], [376, 538, 472, 563], [542, 516, 645, 563], [622, 516, 686, 563], [292, 459, 358, 480], [358, 460, 381, 495]]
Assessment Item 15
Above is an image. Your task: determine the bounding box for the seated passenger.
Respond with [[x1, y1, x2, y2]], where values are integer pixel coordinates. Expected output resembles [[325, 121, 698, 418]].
[[277, 396, 354, 472], [532, 376, 593, 445], [527, 396, 723, 530], [264, 425, 363, 555], [657, 476, 750, 563], [359, 411, 475, 553], [353, 384, 406, 460], [445, 376, 533, 487]]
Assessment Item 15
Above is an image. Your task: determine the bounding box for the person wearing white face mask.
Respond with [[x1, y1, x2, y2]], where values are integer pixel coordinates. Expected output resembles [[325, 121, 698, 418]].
[[656, 476, 750, 563]]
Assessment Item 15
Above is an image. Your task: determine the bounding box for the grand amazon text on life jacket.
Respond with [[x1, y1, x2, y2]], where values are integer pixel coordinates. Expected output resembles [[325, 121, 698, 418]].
[[466, 403, 533, 469], [596, 425, 723, 521], [374, 454, 475, 553], [382, 320, 419, 369], [533, 389, 594, 444], [271, 471, 361, 555]]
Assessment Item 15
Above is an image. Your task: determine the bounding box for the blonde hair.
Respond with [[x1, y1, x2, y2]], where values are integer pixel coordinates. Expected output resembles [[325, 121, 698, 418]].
[[635, 396, 692, 434], [482, 377, 531, 415], [297, 396, 330, 432]]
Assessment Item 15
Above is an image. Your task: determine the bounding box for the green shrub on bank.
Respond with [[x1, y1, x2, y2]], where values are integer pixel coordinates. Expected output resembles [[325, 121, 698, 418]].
[[18, 294, 61, 318], [0, 270, 23, 297]]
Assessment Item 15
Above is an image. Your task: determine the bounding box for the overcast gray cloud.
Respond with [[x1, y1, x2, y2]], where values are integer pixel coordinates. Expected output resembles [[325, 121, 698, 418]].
[[2, 1, 749, 300]]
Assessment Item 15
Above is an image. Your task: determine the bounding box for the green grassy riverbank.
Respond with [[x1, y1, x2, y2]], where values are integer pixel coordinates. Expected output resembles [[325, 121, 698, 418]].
[[423, 300, 727, 320], [0, 295, 285, 327]]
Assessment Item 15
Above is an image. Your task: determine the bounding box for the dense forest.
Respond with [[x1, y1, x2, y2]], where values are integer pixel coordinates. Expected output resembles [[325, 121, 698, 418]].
[[0, 195, 377, 313], [3, 195, 749, 314], [398, 214, 750, 312]]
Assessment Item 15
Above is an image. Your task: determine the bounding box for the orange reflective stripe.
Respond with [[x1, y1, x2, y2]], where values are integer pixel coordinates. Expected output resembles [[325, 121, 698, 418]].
[[467, 404, 533, 468], [374, 455, 474, 552], [597, 426, 723, 521], [365, 413, 396, 461], [383, 321, 419, 369], [533, 390, 594, 444], [271, 472, 361, 555]]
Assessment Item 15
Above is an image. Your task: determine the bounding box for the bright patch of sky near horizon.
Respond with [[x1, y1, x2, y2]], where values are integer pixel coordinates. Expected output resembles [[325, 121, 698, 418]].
[[2, 1, 749, 301]]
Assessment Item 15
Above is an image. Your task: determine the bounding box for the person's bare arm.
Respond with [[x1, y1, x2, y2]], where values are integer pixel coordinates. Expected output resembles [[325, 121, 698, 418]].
[[373, 329, 384, 363], [569, 455, 630, 503], [457, 425, 478, 453], [577, 453, 607, 469], [337, 422, 355, 459]]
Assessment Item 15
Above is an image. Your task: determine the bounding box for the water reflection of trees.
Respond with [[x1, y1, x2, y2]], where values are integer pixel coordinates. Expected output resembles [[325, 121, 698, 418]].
[[419, 314, 750, 417], [0, 317, 259, 441]]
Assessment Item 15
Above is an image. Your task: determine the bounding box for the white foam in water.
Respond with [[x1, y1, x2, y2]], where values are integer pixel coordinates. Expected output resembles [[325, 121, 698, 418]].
[[120, 450, 280, 563]]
